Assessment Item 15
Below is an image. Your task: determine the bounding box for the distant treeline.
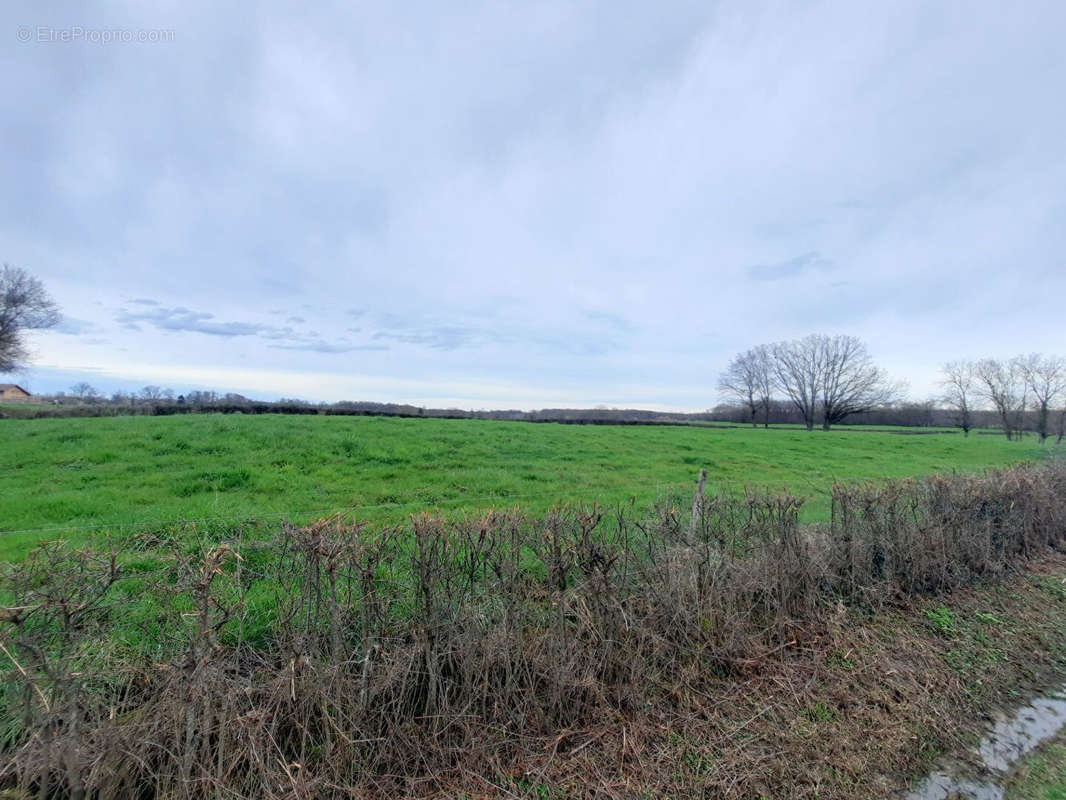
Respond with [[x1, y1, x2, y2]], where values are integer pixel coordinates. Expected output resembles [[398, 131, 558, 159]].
[[4, 377, 1061, 440], [6, 335, 1064, 441], [0, 393, 1012, 432], [1, 396, 726, 425], [708, 399, 1006, 429]]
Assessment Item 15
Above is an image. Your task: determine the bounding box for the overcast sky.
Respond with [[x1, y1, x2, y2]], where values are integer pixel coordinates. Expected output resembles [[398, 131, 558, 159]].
[[3, 1, 1064, 409]]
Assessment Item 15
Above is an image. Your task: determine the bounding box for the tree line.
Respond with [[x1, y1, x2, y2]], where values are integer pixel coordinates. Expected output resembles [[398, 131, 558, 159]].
[[940, 355, 1066, 442], [4, 263, 1065, 440], [717, 334, 902, 431], [62, 384, 256, 406], [719, 336, 1065, 441]]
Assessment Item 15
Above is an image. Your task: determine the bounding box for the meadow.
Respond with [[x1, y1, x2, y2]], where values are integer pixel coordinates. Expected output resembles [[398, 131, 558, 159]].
[[1, 425, 1064, 798], [0, 412, 1054, 557], [2, 412, 1065, 798]]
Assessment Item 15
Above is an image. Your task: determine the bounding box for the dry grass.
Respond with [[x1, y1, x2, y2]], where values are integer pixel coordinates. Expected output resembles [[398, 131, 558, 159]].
[[2, 461, 1065, 798]]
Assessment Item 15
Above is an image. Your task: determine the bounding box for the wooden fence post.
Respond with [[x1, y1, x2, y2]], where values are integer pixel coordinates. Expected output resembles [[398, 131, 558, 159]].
[[690, 468, 708, 539]]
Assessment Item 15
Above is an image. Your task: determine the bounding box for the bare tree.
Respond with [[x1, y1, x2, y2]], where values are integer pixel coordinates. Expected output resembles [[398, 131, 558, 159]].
[[770, 334, 898, 431], [1017, 353, 1066, 442], [940, 360, 977, 436], [771, 336, 821, 430], [139, 385, 164, 402], [718, 345, 773, 427], [973, 358, 1028, 440], [69, 382, 100, 403], [186, 390, 219, 405], [0, 264, 60, 372], [816, 334, 900, 429]]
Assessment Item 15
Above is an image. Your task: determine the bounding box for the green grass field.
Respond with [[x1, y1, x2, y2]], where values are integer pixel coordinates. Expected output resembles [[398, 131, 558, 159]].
[[0, 413, 1056, 559]]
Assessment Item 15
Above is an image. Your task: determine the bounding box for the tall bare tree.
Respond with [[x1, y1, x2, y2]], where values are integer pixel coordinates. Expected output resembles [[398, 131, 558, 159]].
[[771, 336, 821, 431], [816, 334, 900, 429], [770, 334, 898, 431], [1017, 353, 1066, 443], [940, 360, 977, 436], [718, 345, 773, 427], [973, 358, 1028, 440], [1, 264, 60, 372]]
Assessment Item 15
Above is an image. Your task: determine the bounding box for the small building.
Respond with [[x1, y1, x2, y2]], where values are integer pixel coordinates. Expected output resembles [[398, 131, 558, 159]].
[[0, 384, 36, 403]]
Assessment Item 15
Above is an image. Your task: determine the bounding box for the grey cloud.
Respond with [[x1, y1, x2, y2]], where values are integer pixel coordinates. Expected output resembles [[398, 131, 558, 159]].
[[5, 2, 1065, 405], [780, 272, 965, 330], [583, 309, 635, 332], [53, 316, 97, 335], [114, 303, 391, 356], [115, 307, 273, 338], [368, 319, 616, 357], [259, 328, 302, 341], [287, 316, 306, 324], [269, 342, 389, 354], [746, 252, 833, 282], [372, 326, 483, 351], [372, 312, 410, 330]]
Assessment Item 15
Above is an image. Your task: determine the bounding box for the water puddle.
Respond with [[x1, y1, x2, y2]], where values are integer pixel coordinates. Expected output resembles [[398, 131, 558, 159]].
[[905, 684, 1066, 799]]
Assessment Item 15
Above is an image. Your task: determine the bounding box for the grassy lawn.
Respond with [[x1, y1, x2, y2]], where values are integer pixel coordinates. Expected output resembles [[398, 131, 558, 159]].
[[0, 413, 1055, 558]]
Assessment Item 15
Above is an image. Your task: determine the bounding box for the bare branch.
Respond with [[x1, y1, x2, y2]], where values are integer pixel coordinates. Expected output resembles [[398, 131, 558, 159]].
[[1016, 353, 1066, 442], [718, 345, 773, 427], [973, 357, 1028, 440], [0, 263, 61, 372], [939, 360, 977, 436]]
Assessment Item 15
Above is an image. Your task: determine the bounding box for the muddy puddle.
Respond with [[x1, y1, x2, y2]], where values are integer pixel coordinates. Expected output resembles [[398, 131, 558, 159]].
[[905, 683, 1066, 799]]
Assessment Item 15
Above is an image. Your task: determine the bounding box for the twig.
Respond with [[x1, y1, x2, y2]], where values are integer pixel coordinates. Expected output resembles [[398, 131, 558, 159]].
[[0, 639, 50, 711]]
